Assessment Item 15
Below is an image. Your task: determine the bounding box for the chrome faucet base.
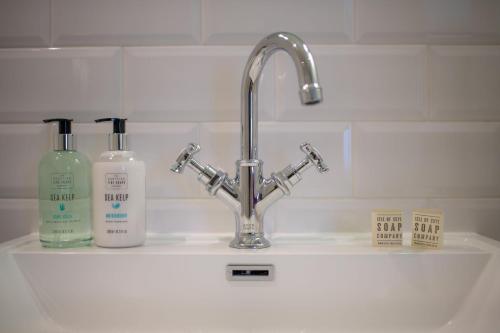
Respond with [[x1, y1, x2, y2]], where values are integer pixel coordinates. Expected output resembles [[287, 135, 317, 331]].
[[229, 233, 271, 249]]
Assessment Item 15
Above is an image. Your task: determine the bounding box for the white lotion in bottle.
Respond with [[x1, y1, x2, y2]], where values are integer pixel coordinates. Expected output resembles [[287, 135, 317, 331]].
[[93, 118, 146, 247]]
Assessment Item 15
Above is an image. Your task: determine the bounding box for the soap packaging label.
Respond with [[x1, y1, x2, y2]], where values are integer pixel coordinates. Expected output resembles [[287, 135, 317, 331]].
[[411, 210, 443, 249], [371, 210, 403, 247]]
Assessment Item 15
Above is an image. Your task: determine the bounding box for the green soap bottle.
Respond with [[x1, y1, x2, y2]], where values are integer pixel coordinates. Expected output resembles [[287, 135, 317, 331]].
[[38, 118, 92, 247]]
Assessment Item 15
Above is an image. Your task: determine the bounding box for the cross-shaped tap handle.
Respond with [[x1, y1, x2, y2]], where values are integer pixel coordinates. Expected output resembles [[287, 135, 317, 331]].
[[170, 143, 201, 174], [300, 142, 329, 173]]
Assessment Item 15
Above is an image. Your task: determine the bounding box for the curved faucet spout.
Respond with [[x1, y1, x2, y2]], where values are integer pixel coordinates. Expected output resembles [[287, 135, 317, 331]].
[[241, 32, 322, 160], [171, 32, 327, 249]]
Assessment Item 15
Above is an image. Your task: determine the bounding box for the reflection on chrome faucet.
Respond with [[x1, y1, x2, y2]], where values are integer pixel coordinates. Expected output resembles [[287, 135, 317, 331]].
[[170, 32, 329, 249]]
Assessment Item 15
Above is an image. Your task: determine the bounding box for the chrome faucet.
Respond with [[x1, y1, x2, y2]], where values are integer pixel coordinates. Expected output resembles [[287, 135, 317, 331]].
[[170, 32, 328, 249]]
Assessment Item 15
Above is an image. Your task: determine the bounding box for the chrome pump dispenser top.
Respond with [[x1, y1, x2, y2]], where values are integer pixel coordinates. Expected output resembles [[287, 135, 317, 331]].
[[95, 118, 127, 151], [43, 118, 74, 151]]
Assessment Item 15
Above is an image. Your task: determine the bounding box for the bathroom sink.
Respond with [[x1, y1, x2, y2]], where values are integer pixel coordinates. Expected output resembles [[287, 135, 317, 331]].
[[1, 233, 499, 332]]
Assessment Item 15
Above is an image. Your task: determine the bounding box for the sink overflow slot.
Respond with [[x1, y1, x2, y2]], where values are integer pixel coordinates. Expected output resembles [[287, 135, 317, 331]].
[[226, 265, 274, 281]]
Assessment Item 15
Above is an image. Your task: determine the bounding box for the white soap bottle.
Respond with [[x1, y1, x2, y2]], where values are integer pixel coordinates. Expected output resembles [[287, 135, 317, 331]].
[[93, 118, 146, 247]]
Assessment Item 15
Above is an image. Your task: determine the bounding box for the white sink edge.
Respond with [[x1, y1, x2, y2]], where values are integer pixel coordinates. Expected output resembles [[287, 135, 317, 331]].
[[3, 232, 499, 256]]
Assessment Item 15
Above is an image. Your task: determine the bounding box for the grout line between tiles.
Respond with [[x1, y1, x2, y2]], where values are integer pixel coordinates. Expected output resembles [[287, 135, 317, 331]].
[[272, 54, 277, 121], [350, 122, 357, 197], [195, 121, 205, 197], [352, 0, 357, 43], [49, 0, 53, 47], [4, 197, 500, 202], [2, 120, 500, 126], [200, 0, 207, 45], [120, 47, 125, 118], [424, 45, 431, 121]]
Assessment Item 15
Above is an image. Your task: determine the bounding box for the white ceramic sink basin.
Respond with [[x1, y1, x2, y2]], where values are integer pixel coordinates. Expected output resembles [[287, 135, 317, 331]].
[[1, 232, 499, 332]]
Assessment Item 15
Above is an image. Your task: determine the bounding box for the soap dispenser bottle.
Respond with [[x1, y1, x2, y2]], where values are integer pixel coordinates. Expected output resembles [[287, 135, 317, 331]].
[[93, 118, 146, 247], [38, 118, 92, 247]]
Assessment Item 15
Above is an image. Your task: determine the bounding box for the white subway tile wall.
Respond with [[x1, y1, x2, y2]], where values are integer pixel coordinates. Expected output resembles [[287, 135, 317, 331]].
[[0, 0, 499, 241], [356, 0, 500, 44], [0, 48, 122, 122], [0, 200, 37, 243], [0, 125, 49, 198], [275, 46, 427, 120], [124, 46, 274, 121], [52, 0, 201, 46], [270, 198, 430, 233], [353, 122, 500, 198], [0, 0, 50, 48], [429, 198, 500, 237], [146, 199, 238, 234], [203, 0, 353, 44], [429, 46, 500, 120]]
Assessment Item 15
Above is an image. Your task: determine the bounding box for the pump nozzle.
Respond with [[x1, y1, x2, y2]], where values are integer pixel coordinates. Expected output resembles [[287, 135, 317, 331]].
[[95, 118, 126, 134], [43, 118, 73, 134], [43, 118, 74, 150], [95, 118, 128, 151]]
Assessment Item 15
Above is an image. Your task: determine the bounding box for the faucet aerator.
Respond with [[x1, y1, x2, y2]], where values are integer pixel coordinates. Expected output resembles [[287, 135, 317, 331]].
[[300, 84, 323, 105]]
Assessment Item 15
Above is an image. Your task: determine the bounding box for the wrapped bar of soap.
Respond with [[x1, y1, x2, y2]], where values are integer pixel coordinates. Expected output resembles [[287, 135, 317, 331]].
[[371, 209, 403, 247], [411, 209, 443, 249]]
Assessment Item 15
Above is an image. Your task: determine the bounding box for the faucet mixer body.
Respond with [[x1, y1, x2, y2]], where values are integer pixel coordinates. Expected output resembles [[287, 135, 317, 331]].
[[171, 32, 328, 249]]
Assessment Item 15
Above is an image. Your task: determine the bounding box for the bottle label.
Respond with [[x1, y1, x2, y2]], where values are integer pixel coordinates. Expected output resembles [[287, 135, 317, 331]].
[[40, 172, 86, 235], [40, 199, 89, 235], [51, 173, 74, 189], [105, 173, 128, 190], [104, 173, 129, 234]]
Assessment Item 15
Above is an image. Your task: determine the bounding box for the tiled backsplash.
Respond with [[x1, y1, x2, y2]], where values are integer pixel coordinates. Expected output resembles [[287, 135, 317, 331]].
[[276, 46, 427, 120], [3, 0, 500, 47], [355, 0, 500, 44], [0, 48, 121, 122], [1, 0, 499, 242], [124, 46, 274, 121]]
